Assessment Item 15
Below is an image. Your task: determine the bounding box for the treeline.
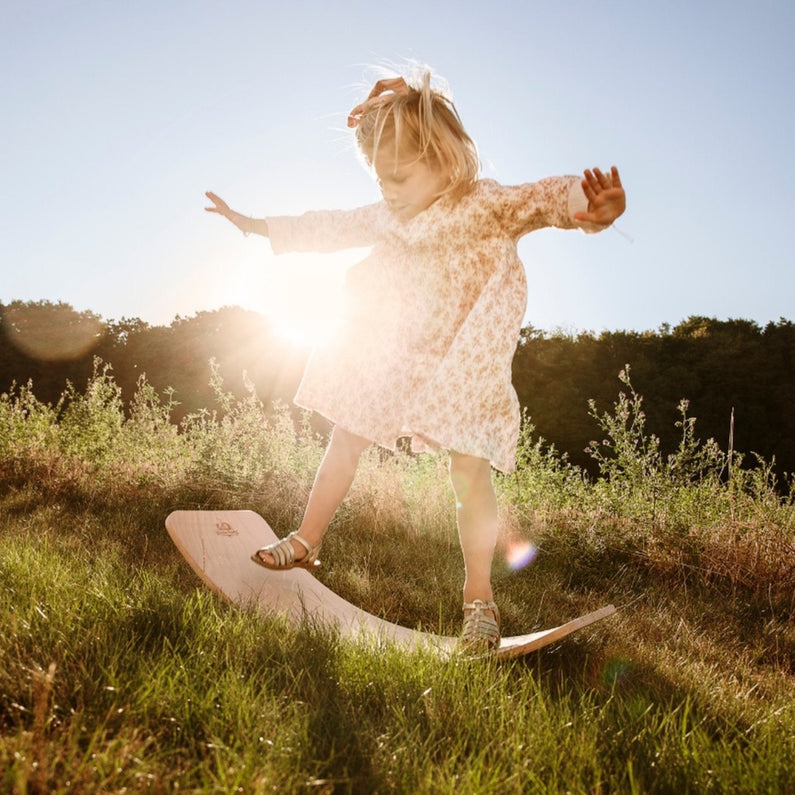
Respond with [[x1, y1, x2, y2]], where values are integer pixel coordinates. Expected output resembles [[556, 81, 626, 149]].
[[512, 317, 795, 475], [0, 301, 308, 424], [2, 300, 794, 476]]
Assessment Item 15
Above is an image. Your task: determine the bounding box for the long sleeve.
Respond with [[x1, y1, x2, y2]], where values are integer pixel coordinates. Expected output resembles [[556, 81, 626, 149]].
[[266, 203, 388, 255], [486, 176, 605, 238]]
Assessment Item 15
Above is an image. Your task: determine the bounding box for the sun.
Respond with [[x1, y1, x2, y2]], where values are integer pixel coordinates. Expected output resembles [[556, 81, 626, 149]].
[[225, 248, 367, 348]]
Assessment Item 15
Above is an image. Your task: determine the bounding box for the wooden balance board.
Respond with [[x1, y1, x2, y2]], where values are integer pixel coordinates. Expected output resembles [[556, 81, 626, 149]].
[[165, 509, 615, 660]]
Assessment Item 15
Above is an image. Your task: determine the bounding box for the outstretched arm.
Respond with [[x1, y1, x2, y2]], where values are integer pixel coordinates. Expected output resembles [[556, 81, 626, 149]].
[[204, 191, 269, 237], [574, 166, 625, 226]]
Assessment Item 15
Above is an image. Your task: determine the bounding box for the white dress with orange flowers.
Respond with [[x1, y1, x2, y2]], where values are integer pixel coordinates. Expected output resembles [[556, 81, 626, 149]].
[[266, 176, 599, 472]]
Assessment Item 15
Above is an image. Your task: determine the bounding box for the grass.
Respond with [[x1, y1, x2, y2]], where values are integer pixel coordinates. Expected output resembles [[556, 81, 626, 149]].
[[0, 361, 793, 793]]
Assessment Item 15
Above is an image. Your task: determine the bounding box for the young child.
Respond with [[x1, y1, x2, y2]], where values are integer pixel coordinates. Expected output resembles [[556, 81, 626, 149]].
[[205, 69, 625, 652]]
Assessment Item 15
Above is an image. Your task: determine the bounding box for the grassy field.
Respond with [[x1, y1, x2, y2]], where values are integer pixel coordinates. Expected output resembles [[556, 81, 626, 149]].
[[1, 363, 793, 793]]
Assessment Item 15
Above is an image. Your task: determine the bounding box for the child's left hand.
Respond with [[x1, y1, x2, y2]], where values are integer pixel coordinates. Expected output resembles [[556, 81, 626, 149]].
[[575, 166, 626, 226]]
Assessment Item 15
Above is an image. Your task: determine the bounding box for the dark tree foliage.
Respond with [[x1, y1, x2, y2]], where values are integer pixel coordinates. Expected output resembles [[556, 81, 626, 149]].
[[95, 306, 309, 422], [2, 301, 793, 476], [512, 316, 795, 476], [0, 300, 103, 406], [0, 301, 308, 424]]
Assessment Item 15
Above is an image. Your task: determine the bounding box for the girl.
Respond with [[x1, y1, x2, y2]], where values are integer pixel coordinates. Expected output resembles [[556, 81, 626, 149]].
[[205, 69, 626, 652]]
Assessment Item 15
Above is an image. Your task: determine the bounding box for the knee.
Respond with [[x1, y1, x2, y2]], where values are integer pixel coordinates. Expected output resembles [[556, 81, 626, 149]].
[[449, 452, 491, 496]]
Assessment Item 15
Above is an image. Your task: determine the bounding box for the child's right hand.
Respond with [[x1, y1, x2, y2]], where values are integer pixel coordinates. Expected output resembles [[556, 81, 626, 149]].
[[204, 191, 231, 218]]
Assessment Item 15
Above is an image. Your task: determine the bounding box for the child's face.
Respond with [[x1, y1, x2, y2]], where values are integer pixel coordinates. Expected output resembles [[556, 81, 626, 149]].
[[373, 148, 449, 221]]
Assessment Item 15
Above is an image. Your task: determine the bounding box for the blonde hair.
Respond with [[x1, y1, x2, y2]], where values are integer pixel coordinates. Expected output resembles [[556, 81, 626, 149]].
[[352, 70, 479, 200]]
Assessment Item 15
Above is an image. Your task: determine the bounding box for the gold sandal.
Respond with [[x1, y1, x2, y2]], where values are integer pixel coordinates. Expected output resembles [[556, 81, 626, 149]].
[[460, 599, 501, 653], [251, 531, 321, 571]]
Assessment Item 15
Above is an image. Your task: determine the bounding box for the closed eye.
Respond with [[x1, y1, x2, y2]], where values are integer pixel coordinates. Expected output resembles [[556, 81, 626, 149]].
[[379, 173, 407, 186]]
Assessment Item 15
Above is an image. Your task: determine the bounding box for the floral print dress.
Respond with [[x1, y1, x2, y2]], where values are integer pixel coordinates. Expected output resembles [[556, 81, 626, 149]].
[[266, 176, 599, 473]]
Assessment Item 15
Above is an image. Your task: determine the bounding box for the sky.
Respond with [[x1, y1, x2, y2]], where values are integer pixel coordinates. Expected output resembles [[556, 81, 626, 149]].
[[2, 0, 794, 342]]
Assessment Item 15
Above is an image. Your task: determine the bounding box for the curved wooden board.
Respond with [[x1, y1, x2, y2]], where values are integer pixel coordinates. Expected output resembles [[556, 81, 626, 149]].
[[165, 510, 615, 659]]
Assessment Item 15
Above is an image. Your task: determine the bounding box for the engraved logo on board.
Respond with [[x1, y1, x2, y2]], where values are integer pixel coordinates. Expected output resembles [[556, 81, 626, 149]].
[[215, 521, 239, 537]]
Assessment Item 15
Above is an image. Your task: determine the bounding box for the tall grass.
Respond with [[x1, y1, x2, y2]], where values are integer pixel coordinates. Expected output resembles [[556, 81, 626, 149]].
[[0, 359, 792, 793]]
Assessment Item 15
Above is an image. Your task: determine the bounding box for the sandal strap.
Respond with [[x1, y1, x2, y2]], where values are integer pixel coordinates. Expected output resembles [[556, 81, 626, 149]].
[[286, 531, 314, 556], [264, 535, 296, 567], [258, 531, 317, 567], [462, 600, 499, 614], [461, 599, 501, 651]]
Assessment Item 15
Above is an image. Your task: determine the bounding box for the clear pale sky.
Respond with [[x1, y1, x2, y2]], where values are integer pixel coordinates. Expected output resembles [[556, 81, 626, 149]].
[[2, 1, 793, 342]]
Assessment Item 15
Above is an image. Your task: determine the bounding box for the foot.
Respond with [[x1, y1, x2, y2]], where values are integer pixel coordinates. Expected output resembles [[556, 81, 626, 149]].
[[251, 531, 322, 570], [459, 599, 501, 653]]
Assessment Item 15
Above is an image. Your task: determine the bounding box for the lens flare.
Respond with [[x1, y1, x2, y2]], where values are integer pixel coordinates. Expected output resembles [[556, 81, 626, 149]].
[[2, 303, 104, 361], [504, 540, 538, 571], [602, 657, 634, 687]]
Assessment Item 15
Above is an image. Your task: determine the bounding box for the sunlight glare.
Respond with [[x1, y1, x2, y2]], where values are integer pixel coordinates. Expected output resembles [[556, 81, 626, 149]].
[[224, 248, 367, 347]]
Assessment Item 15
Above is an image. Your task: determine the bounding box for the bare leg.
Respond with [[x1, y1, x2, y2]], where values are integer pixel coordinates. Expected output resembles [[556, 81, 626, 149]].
[[255, 426, 371, 564], [449, 452, 498, 613]]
